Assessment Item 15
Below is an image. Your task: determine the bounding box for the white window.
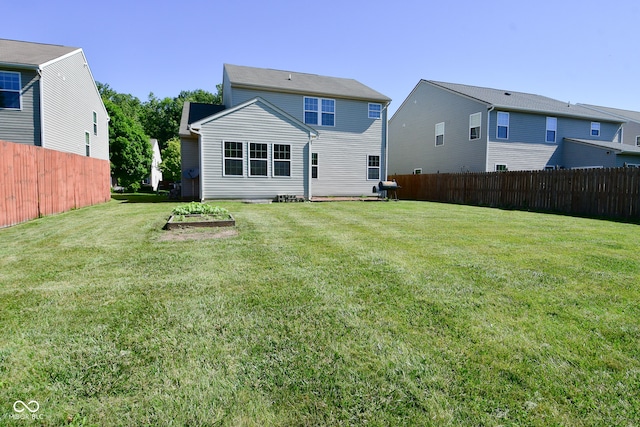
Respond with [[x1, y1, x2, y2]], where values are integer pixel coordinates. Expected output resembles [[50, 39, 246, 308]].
[[224, 141, 244, 176], [0, 71, 21, 109], [636, 136, 640, 146], [435, 122, 445, 146], [368, 103, 382, 119], [92, 111, 98, 135], [312, 153, 318, 179], [469, 112, 481, 140], [273, 144, 291, 177], [413, 168, 422, 175], [249, 143, 268, 176], [367, 155, 380, 180], [546, 117, 557, 143], [85, 132, 90, 157], [591, 122, 600, 137], [497, 112, 509, 139], [304, 97, 335, 126], [495, 164, 508, 172]]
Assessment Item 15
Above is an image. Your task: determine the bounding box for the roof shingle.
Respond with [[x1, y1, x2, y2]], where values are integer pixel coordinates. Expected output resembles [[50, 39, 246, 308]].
[[0, 38, 79, 68]]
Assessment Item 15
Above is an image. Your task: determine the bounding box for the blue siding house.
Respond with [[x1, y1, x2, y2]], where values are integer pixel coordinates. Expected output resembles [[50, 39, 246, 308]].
[[0, 38, 109, 160], [180, 64, 391, 200], [389, 80, 639, 174]]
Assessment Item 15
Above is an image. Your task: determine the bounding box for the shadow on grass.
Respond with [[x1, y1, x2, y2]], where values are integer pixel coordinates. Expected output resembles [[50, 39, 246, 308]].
[[112, 193, 176, 203]]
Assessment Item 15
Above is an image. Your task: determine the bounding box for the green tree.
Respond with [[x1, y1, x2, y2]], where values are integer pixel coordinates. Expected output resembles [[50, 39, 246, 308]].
[[104, 99, 152, 192], [160, 137, 182, 182]]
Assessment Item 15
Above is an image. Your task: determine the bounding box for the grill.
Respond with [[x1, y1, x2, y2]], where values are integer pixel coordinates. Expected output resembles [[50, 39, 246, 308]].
[[374, 180, 401, 201]]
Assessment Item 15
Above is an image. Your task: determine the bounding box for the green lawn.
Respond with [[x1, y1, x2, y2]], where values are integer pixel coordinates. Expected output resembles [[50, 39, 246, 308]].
[[1, 198, 638, 426]]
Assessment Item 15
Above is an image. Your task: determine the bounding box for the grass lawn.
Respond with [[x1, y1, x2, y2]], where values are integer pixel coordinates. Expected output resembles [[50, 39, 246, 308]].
[[0, 197, 638, 426]]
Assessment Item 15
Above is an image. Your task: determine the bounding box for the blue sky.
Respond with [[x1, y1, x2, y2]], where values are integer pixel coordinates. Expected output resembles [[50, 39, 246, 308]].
[[5, 0, 638, 117]]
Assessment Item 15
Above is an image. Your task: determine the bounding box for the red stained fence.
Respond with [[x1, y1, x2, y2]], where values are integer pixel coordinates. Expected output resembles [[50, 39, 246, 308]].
[[390, 168, 640, 220], [0, 140, 111, 228]]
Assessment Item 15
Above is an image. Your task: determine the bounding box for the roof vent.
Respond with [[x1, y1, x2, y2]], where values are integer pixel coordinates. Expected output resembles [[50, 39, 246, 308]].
[[288, 74, 292, 80], [504, 92, 511, 96]]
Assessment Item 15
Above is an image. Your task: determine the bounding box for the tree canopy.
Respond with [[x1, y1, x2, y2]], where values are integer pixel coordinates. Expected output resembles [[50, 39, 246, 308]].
[[98, 82, 222, 188]]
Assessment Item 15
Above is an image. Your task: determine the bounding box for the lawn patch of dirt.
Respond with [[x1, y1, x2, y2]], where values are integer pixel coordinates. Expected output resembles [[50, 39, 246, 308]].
[[158, 228, 238, 241]]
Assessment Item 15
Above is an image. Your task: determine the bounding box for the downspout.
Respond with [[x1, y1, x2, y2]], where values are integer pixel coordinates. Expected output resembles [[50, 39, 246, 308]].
[[307, 133, 313, 200], [383, 102, 390, 180], [37, 68, 45, 148], [485, 106, 494, 172]]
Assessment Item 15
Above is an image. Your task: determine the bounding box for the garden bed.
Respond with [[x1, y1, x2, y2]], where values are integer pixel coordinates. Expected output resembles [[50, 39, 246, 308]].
[[164, 214, 235, 230]]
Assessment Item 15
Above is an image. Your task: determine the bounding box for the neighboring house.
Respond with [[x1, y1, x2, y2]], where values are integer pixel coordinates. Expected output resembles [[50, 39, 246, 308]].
[[578, 104, 640, 150], [389, 80, 639, 174], [180, 64, 391, 200], [143, 138, 162, 191], [0, 38, 109, 160]]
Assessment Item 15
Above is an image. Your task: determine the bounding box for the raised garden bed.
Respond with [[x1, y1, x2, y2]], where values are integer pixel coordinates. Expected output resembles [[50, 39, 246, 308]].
[[163, 203, 235, 230], [164, 214, 235, 230]]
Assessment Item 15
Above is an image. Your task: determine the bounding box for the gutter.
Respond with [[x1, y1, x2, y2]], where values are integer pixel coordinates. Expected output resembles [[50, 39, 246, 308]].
[[37, 68, 45, 148], [485, 106, 494, 172]]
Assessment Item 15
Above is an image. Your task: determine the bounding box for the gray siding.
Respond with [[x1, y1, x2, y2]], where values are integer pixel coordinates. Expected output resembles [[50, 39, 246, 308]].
[[199, 101, 311, 200], [0, 67, 41, 146], [388, 81, 488, 174], [562, 141, 618, 169], [230, 87, 386, 196], [180, 136, 200, 199], [487, 111, 622, 170], [40, 51, 109, 160], [622, 121, 640, 147]]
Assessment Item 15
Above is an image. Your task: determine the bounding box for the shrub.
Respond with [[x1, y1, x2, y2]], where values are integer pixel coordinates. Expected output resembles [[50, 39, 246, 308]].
[[172, 203, 230, 218]]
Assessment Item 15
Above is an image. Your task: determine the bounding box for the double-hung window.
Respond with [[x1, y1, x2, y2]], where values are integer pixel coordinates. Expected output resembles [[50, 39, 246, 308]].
[[591, 122, 600, 137], [304, 97, 335, 126], [469, 112, 481, 140], [368, 103, 382, 119], [546, 117, 557, 143], [85, 132, 90, 157], [0, 71, 21, 109], [311, 153, 318, 179], [435, 122, 445, 146], [497, 112, 509, 139], [636, 136, 640, 146], [93, 111, 98, 135], [249, 143, 268, 176], [224, 141, 244, 176], [367, 155, 380, 180], [273, 144, 291, 177]]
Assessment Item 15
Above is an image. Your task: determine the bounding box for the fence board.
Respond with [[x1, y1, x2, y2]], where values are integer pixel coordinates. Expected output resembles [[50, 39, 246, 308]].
[[1, 140, 111, 228], [391, 168, 640, 220]]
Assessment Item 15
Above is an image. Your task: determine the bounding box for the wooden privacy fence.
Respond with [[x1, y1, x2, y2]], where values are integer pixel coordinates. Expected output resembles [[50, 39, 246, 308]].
[[390, 168, 640, 220], [0, 140, 111, 228]]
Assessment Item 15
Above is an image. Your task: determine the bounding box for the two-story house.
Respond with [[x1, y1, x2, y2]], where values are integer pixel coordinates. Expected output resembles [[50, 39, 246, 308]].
[[0, 38, 109, 160], [179, 64, 391, 200], [578, 104, 640, 153], [389, 80, 639, 174]]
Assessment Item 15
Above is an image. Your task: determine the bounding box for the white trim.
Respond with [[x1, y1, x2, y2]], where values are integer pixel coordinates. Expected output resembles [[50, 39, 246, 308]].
[[469, 112, 482, 140], [435, 122, 445, 146], [497, 111, 509, 139], [413, 168, 422, 175], [92, 110, 98, 135], [38, 48, 83, 69], [84, 131, 91, 157], [222, 140, 245, 177], [367, 154, 381, 180], [303, 96, 335, 127], [495, 163, 508, 172], [591, 122, 600, 137], [636, 135, 640, 146], [248, 142, 268, 177], [368, 103, 382, 119], [0, 70, 22, 110], [546, 117, 557, 143], [311, 152, 319, 179], [272, 143, 291, 177]]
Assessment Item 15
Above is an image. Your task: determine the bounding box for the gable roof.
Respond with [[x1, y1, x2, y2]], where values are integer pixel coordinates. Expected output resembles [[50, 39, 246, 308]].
[[179, 102, 226, 137], [426, 80, 622, 122], [578, 104, 640, 124], [188, 97, 319, 137], [224, 64, 391, 103], [0, 38, 80, 68]]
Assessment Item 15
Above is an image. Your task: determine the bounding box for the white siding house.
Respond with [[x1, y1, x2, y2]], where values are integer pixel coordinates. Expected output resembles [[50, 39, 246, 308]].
[[180, 64, 391, 200]]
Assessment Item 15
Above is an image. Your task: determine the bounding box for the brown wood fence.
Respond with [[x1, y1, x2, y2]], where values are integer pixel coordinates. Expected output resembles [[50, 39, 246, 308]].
[[390, 168, 640, 220], [1, 140, 111, 228]]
